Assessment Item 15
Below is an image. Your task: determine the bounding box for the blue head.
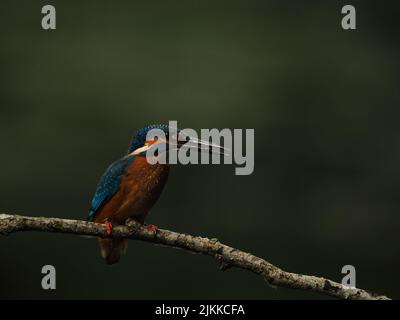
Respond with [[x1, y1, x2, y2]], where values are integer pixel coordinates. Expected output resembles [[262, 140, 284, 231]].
[[127, 124, 228, 157], [128, 124, 176, 154]]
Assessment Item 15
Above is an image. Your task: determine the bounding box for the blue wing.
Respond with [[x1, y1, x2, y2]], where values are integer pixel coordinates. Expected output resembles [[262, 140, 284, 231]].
[[88, 155, 136, 221]]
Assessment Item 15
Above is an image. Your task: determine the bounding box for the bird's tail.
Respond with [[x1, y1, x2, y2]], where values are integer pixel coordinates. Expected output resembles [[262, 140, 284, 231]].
[[98, 238, 129, 265]]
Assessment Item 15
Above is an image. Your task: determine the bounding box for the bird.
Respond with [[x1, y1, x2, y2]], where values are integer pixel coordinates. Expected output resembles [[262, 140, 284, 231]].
[[88, 124, 226, 264]]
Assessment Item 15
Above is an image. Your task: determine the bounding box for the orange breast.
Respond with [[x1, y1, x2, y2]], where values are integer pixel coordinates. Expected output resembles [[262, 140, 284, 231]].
[[94, 156, 169, 224]]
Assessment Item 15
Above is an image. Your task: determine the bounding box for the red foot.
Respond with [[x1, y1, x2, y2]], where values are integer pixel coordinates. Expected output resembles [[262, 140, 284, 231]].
[[147, 224, 158, 233], [105, 221, 113, 236]]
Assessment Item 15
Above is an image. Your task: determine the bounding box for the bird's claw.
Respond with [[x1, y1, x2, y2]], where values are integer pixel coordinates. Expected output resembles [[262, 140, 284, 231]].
[[105, 221, 113, 236], [146, 224, 158, 234]]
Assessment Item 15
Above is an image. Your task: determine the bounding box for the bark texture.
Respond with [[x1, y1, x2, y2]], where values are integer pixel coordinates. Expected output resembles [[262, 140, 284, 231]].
[[0, 213, 389, 300]]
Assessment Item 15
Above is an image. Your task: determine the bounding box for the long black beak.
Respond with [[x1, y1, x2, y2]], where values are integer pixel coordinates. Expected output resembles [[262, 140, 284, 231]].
[[171, 131, 230, 156]]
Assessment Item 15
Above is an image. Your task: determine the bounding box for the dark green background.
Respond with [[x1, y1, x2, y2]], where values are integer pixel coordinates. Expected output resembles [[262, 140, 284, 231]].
[[1, 0, 399, 299]]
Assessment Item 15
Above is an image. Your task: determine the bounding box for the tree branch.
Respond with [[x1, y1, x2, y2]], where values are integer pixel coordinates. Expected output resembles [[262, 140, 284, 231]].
[[0, 213, 389, 300]]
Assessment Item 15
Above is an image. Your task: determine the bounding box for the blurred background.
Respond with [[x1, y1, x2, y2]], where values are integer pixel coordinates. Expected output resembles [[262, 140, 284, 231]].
[[0, 0, 399, 299]]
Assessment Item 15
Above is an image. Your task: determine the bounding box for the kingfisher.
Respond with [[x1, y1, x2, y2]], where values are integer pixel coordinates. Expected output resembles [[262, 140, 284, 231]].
[[88, 124, 226, 264]]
